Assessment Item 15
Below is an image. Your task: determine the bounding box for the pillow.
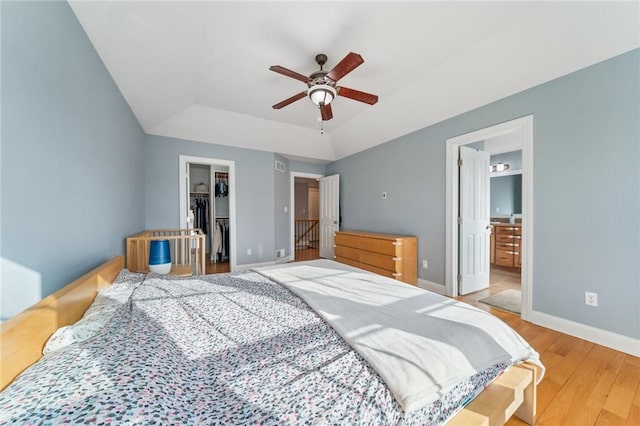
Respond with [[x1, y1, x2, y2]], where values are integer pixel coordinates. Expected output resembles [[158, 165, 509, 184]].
[[43, 269, 145, 354]]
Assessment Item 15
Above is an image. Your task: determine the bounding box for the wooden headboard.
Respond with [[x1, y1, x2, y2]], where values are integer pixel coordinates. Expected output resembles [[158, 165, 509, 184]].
[[0, 256, 124, 391]]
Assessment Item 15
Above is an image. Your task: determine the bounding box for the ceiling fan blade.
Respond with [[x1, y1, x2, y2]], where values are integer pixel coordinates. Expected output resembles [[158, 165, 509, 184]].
[[320, 103, 333, 121], [326, 52, 364, 82], [336, 86, 378, 105], [272, 91, 307, 109], [269, 65, 310, 83]]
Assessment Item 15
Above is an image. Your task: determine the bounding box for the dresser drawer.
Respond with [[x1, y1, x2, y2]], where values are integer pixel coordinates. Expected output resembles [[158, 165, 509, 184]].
[[334, 231, 417, 285], [359, 237, 402, 256], [495, 226, 519, 234], [495, 249, 515, 267], [359, 250, 402, 272], [496, 241, 519, 251], [334, 256, 401, 280], [496, 233, 519, 243], [334, 233, 360, 249], [334, 245, 360, 262]]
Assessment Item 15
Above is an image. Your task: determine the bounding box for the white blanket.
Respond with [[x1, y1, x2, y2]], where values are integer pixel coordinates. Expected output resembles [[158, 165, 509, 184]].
[[255, 260, 544, 413]]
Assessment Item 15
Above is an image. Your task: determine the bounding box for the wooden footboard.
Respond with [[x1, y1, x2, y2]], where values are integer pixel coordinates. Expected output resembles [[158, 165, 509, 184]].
[[449, 362, 539, 425], [0, 256, 123, 391]]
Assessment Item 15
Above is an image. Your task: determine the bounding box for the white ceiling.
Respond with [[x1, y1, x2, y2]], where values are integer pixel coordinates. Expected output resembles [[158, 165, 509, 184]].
[[69, 1, 639, 163]]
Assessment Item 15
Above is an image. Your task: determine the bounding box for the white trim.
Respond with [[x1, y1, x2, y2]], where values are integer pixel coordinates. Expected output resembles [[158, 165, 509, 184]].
[[529, 310, 640, 357], [445, 115, 533, 322], [179, 155, 237, 272], [275, 255, 294, 264], [417, 279, 445, 295], [234, 260, 280, 272], [290, 171, 324, 258], [490, 169, 522, 178]]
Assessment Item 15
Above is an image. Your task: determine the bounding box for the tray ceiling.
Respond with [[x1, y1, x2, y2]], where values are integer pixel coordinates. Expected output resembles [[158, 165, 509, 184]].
[[69, 1, 639, 162]]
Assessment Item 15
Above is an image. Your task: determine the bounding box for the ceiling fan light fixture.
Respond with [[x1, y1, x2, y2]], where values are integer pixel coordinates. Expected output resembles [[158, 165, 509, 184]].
[[308, 84, 336, 106]]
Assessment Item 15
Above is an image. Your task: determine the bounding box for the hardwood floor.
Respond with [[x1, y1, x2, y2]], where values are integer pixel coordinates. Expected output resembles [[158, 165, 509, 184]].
[[294, 247, 320, 262], [460, 266, 522, 308], [204, 257, 230, 274], [458, 270, 640, 425]]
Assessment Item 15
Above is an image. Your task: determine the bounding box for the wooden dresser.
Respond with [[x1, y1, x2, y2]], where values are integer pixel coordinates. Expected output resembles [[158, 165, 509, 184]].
[[493, 224, 521, 268], [333, 230, 417, 285]]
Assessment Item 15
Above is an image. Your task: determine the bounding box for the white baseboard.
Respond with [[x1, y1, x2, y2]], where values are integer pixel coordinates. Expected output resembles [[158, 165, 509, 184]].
[[235, 255, 294, 272], [529, 310, 640, 357], [234, 260, 279, 272], [417, 278, 445, 295], [275, 255, 294, 264]]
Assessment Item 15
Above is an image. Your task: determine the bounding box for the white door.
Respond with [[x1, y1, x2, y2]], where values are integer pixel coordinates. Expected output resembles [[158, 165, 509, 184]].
[[319, 174, 339, 259], [459, 146, 491, 295], [185, 162, 193, 229]]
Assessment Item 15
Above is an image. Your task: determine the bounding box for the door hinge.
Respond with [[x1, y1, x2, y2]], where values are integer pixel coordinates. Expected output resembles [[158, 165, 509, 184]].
[[457, 217, 462, 225], [457, 158, 463, 167], [457, 274, 462, 284]]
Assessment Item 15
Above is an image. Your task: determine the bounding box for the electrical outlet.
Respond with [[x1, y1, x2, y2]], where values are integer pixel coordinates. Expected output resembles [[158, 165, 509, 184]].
[[585, 291, 598, 307], [247, 248, 252, 256], [422, 259, 428, 269]]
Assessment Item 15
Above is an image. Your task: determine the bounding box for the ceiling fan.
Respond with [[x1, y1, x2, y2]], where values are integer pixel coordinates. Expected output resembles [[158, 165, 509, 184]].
[[270, 52, 378, 121]]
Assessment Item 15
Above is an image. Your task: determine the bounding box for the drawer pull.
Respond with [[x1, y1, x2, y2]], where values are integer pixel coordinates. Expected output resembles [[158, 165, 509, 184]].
[[392, 257, 402, 261], [392, 273, 402, 277]]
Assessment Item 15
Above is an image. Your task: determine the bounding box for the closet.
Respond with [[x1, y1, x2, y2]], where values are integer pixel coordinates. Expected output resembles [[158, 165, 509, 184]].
[[188, 164, 231, 266], [211, 171, 230, 263]]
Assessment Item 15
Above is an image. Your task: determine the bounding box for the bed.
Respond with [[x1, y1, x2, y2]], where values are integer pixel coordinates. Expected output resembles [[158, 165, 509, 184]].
[[0, 256, 543, 425]]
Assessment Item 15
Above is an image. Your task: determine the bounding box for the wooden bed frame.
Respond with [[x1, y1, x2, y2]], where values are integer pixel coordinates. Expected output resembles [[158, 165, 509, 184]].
[[0, 256, 539, 425], [0, 256, 124, 390]]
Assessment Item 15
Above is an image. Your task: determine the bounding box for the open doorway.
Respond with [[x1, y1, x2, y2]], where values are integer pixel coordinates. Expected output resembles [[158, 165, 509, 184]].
[[290, 172, 340, 262], [445, 116, 533, 320], [179, 155, 237, 274], [293, 176, 320, 261], [486, 149, 523, 312]]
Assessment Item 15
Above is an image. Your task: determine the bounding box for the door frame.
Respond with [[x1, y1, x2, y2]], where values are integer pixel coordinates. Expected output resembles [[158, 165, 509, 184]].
[[445, 115, 533, 320], [179, 155, 237, 272], [290, 171, 324, 258]]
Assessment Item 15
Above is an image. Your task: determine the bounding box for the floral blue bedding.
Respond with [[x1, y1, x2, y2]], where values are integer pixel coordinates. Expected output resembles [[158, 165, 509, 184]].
[[0, 270, 508, 425]]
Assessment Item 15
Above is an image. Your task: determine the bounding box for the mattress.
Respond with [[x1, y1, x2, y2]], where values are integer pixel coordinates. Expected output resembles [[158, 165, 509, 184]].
[[0, 262, 541, 425]]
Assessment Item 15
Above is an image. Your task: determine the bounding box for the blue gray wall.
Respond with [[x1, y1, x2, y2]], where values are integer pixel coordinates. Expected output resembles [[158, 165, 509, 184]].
[[489, 151, 523, 216], [1, 1, 145, 318], [145, 135, 279, 265], [274, 154, 290, 258], [491, 174, 522, 215], [290, 160, 327, 175], [490, 150, 522, 171], [327, 49, 640, 339]]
